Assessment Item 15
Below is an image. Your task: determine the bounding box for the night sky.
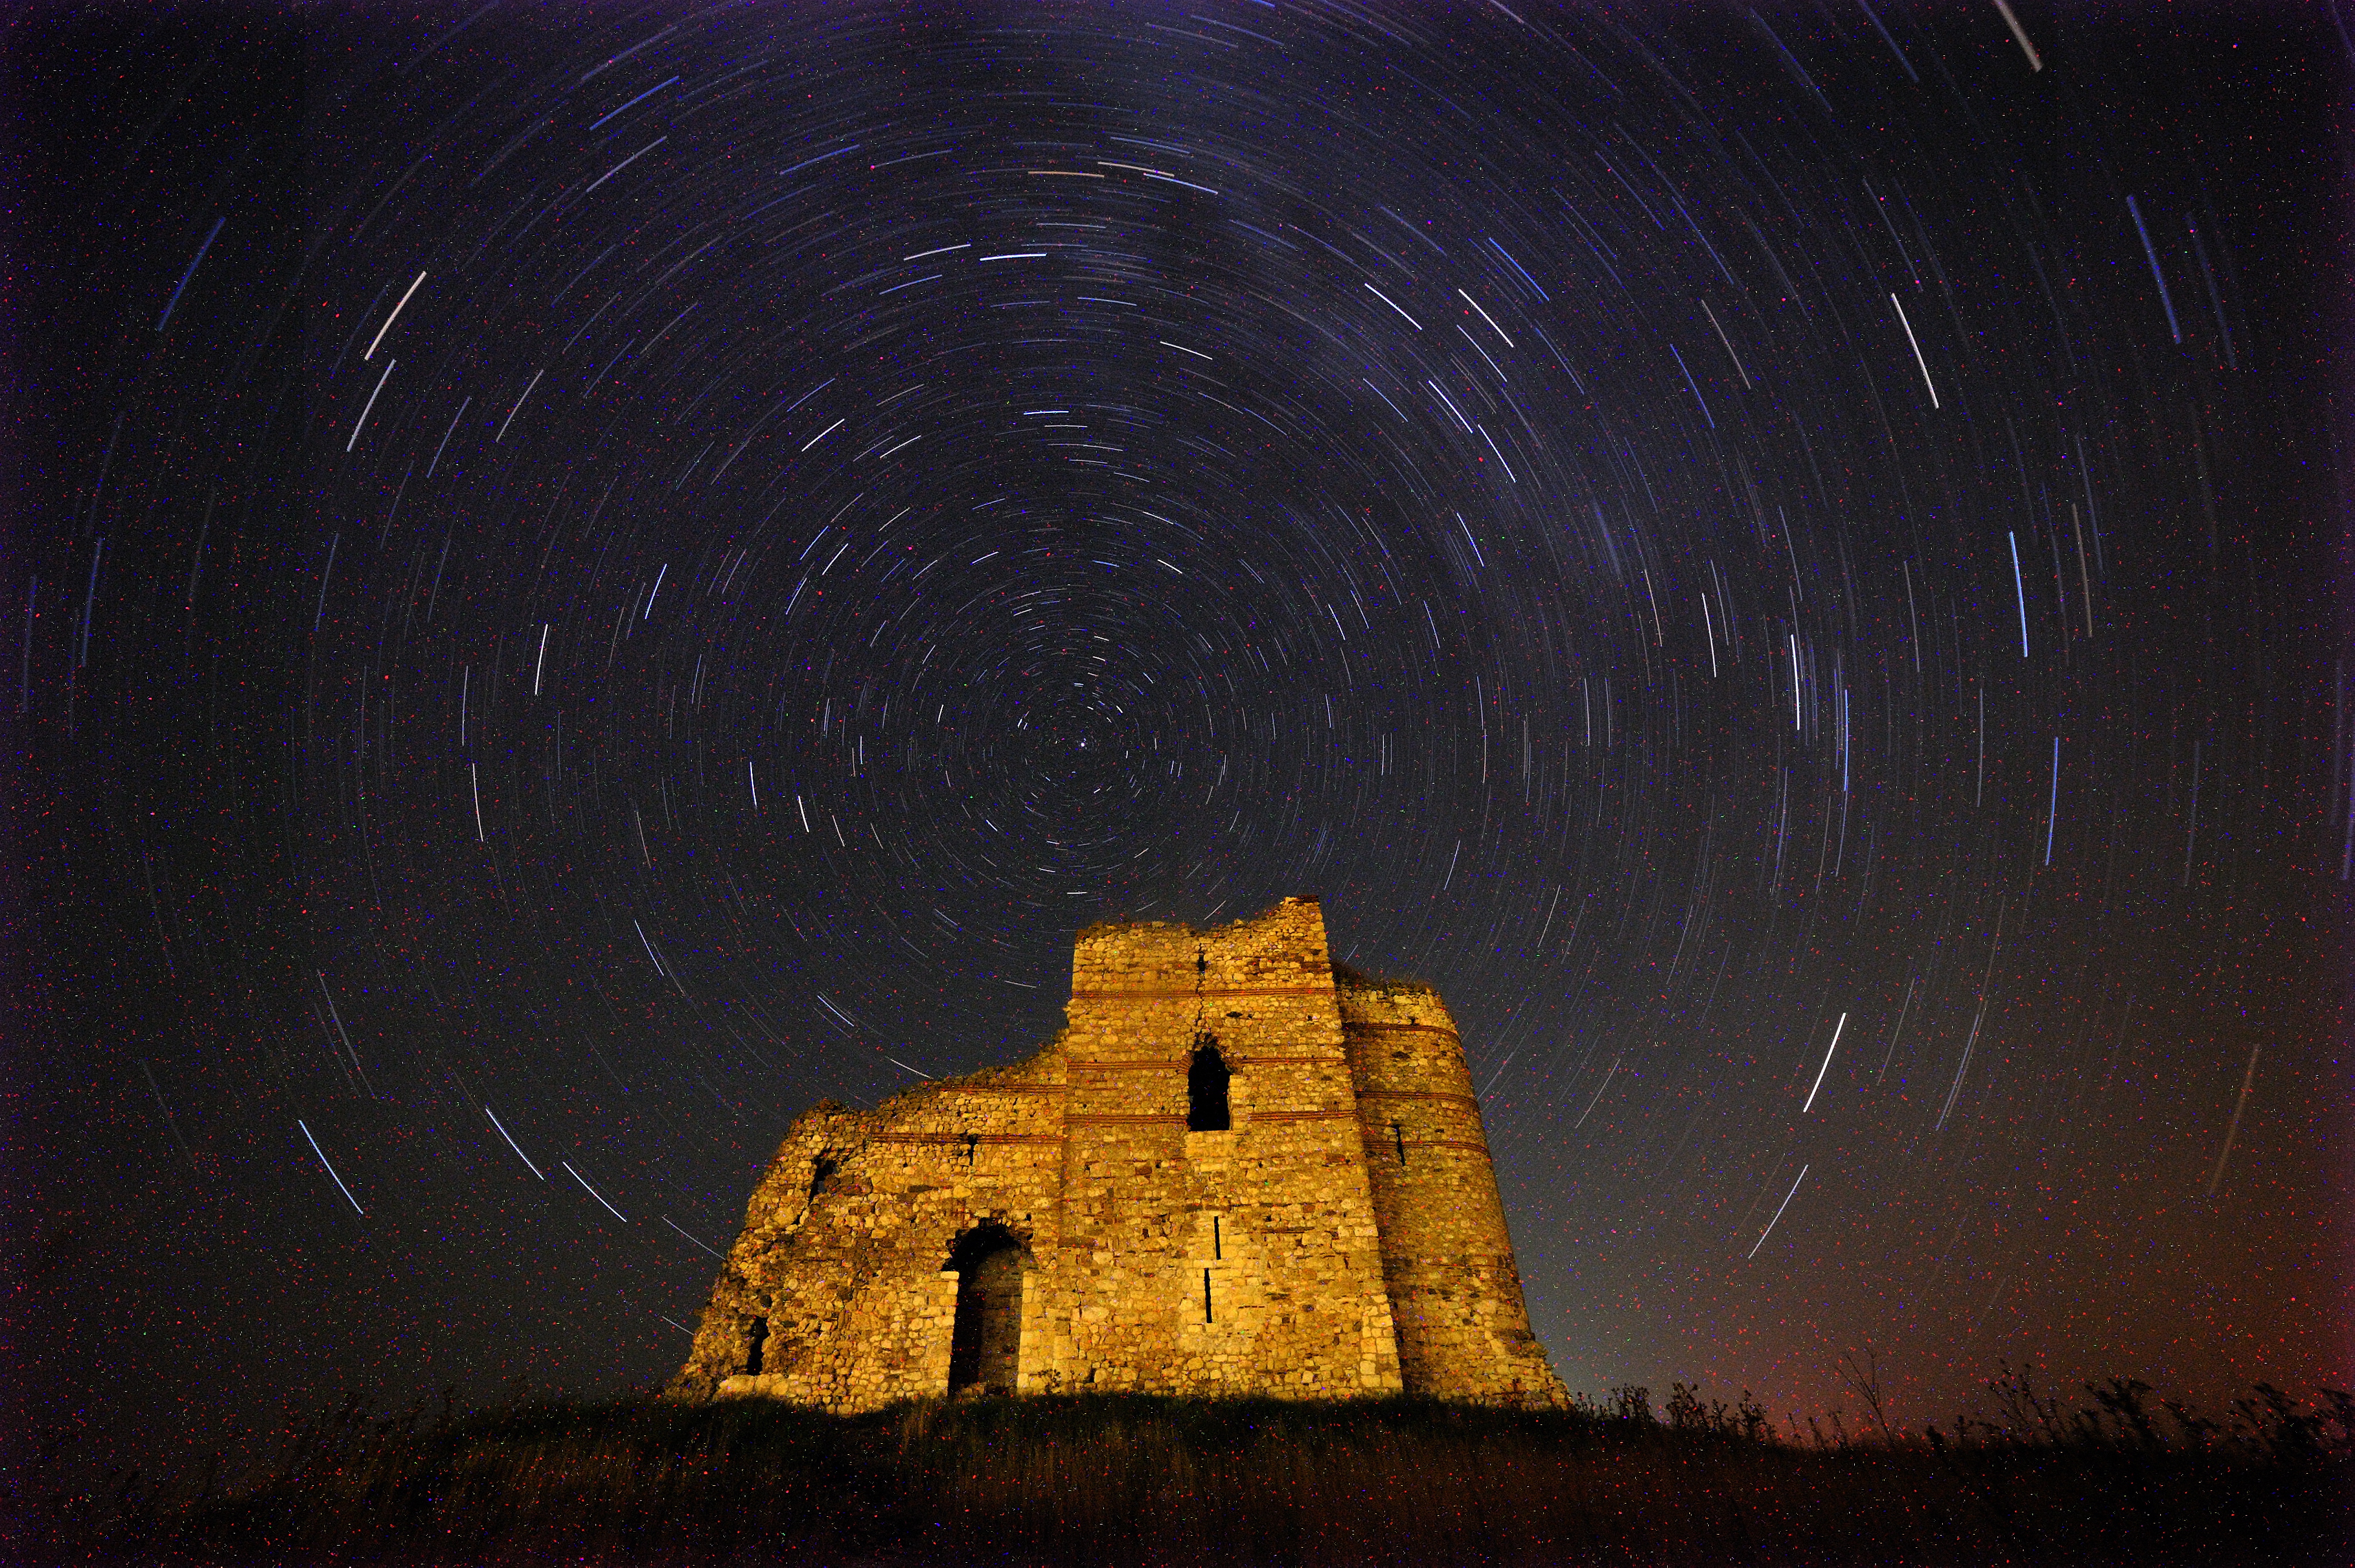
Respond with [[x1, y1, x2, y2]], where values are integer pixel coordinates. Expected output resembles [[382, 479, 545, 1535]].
[[10, 2, 2348, 1473]]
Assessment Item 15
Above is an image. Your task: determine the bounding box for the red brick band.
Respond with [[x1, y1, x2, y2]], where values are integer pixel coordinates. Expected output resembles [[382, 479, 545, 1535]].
[[1068, 984, 1331, 1000], [1251, 1110, 1355, 1122], [1231, 1055, 1348, 1067], [1356, 1089, 1481, 1109], [1391, 1138, 1493, 1156], [1068, 1055, 1345, 1070], [868, 1132, 1064, 1147], [1344, 1022, 1461, 1041], [1064, 1113, 1188, 1126]]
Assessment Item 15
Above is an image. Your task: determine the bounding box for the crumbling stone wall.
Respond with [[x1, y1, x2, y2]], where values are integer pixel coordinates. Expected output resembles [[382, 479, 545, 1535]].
[[665, 1048, 1068, 1409], [670, 896, 1566, 1411]]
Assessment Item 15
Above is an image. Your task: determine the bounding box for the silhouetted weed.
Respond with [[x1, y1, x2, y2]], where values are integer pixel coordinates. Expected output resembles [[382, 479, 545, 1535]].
[[22, 1379, 2351, 1565]]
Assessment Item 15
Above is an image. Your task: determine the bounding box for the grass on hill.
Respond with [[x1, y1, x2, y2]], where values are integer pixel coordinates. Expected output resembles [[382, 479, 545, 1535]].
[[20, 1373, 2353, 1566]]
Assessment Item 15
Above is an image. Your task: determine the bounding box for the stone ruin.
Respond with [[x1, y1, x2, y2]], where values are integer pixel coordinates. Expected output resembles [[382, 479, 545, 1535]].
[[669, 895, 1568, 1409]]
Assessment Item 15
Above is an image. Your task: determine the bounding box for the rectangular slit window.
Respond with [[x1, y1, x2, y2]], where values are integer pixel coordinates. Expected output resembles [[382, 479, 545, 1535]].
[[1203, 1267, 1213, 1324]]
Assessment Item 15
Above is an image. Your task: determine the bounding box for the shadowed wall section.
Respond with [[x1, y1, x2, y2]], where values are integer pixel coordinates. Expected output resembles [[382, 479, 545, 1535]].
[[946, 1226, 1028, 1396], [669, 897, 1566, 1410]]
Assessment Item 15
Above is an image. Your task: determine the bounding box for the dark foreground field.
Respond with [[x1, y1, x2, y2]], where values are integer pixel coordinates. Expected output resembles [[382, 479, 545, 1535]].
[[22, 1378, 2353, 1566]]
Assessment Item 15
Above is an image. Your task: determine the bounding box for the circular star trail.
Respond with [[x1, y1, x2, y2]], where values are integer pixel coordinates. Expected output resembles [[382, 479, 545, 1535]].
[[13, 3, 2344, 1469]]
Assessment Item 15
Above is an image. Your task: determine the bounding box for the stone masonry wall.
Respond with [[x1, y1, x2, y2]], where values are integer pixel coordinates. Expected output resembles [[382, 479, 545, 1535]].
[[1054, 896, 1400, 1397], [669, 896, 1560, 1412]]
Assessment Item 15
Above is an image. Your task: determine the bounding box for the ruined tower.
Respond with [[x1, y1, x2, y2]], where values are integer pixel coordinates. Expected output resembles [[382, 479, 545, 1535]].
[[669, 896, 1566, 1409]]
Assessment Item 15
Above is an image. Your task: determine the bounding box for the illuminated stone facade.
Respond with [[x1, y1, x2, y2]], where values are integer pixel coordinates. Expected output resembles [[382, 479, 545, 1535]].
[[669, 896, 1566, 1410]]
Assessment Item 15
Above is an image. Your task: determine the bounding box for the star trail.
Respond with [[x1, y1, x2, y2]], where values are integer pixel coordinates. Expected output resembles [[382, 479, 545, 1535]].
[[11, 2, 2345, 1473]]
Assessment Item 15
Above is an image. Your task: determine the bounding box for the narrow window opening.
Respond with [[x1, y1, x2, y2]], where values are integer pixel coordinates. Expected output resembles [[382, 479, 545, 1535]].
[[1212, 1216, 1222, 1259], [1203, 1267, 1214, 1324], [1391, 1120, 1407, 1166], [808, 1153, 839, 1202], [961, 1132, 979, 1166], [1187, 1037, 1230, 1131], [744, 1316, 769, 1377]]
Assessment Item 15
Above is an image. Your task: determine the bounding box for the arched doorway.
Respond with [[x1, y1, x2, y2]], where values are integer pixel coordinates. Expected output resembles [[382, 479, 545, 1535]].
[[944, 1224, 1026, 1395]]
